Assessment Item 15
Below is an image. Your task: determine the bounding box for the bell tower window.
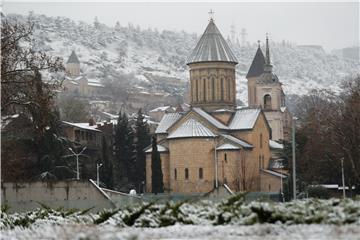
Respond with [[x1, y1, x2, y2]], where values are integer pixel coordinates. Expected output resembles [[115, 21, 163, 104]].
[[264, 94, 272, 110]]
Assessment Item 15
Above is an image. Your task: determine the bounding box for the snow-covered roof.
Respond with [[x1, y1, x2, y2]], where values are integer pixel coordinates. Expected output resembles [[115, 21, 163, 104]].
[[149, 106, 172, 113], [145, 145, 168, 153], [167, 118, 216, 139], [221, 134, 253, 149], [193, 107, 228, 130], [88, 82, 104, 87], [65, 75, 83, 81], [269, 140, 284, 149], [228, 108, 261, 130], [280, 107, 287, 113], [269, 158, 285, 169], [62, 121, 101, 132], [216, 143, 240, 150], [212, 108, 234, 113], [155, 113, 182, 134], [261, 169, 287, 179], [187, 19, 238, 65]]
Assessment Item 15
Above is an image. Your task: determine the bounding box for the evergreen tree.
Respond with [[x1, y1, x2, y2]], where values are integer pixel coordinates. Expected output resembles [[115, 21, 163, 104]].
[[101, 136, 113, 188], [135, 109, 151, 193], [113, 111, 135, 191], [151, 135, 164, 194]]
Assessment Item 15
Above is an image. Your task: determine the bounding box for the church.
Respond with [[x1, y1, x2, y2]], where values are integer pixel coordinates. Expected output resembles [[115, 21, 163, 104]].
[[63, 50, 104, 97], [145, 16, 289, 194]]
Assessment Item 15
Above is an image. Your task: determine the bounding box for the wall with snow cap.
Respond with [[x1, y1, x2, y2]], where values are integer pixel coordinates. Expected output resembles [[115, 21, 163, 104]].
[[1, 180, 116, 213]]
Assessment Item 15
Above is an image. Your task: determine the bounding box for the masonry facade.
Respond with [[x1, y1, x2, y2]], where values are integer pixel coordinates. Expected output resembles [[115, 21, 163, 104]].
[[145, 18, 287, 194]]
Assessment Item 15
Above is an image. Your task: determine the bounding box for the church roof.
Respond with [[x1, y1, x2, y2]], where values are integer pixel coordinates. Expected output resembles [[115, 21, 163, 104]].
[[216, 143, 240, 151], [221, 134, 253, 149], [193, 107, 228, 130], [145, 144, 168, 153], [67, 50, 80, 64], [228, 108, 261, 130], [167, 118, 216, 139], [187, 19, 238, 65], [246, 46, 265, 78], [269, 140, 284, 150], [155, 113, 182, 134]]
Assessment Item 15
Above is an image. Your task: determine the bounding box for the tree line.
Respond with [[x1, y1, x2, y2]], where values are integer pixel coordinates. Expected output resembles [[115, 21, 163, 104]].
[[284, 77, 360, 197]]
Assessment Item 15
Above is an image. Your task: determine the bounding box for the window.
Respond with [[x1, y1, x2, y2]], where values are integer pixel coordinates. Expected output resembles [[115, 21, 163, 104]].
[[260, 134, 263, 149], [174, 169, 177, 180], [185, 168, 189, 180], [264, 94, 272, 109], [269, 184, 271, 191], [199, 168, 203, 179], [224, 153, 227, 163], [262, 155, 265, 169]]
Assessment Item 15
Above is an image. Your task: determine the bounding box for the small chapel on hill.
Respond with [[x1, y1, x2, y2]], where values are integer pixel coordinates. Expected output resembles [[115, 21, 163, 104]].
[[146, 16, 289, 194]]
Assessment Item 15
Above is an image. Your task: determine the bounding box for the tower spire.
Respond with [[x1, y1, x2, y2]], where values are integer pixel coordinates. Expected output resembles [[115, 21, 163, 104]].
[[264, 33, 272, 73], [265, 33, 270, 64]]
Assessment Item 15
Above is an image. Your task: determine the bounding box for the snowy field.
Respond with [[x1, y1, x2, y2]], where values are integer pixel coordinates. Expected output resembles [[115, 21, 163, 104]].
[[2, 196, 360, 239], [2, 224, 360, 240]]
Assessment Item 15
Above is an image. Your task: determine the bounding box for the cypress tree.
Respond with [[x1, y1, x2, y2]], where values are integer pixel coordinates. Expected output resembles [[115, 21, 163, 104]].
[[114, 111, 127, 188], [101, 136, 113, 188], [113, 111, 136, 191], [135, 109, 151, 193], [151, 135, 164, 194]]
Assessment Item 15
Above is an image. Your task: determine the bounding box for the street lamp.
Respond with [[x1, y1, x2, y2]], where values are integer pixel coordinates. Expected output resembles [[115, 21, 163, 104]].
[[292, 117, 297, 200], [341, 157, 346, 198], [68, 147, 87, 180], [97, 163, 103, 186]]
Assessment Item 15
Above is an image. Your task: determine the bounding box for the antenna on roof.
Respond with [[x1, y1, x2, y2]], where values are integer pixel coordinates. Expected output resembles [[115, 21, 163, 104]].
[[208, 9, 215, 22]]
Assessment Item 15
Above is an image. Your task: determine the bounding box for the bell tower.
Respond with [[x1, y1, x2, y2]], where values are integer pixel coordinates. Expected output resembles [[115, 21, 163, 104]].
[[66, 50, 80, 76], [187, 14, 238, 112]]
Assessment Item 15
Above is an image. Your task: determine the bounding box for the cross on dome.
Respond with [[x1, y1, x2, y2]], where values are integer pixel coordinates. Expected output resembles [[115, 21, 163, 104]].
[[208, 9, 215, 21]]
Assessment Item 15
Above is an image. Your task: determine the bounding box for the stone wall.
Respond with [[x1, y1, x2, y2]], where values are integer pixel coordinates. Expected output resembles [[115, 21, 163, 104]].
[[1, 180, 115, 213], [169, 138, 215, 193]]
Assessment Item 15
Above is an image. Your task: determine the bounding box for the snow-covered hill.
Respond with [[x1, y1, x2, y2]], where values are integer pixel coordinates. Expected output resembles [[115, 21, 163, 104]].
[[9, 13, 360, 104]]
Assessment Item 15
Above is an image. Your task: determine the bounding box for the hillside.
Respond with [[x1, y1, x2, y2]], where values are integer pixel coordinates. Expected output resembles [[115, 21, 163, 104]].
[[9, 13, 360, 104]]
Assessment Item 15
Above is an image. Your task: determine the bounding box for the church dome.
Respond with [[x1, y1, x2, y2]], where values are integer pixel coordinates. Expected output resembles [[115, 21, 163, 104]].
[[187, 19, 238, 65]]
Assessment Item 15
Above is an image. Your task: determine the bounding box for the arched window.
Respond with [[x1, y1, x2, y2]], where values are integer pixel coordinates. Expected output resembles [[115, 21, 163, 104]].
[[264, 94, 272, 109], [199, 168, 203, 179], [174, 169, 177, 180], [185, 168, 189, 180], [224, 153, 227, 163], [260, 134, 263, 149]]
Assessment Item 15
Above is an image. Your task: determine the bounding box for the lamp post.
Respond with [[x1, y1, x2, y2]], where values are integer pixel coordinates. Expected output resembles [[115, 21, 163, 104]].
[[97, 163, 103, 186], [280, 159, 284, 202], [292, 117, 297, 200], [341, 158, 346, 198], [68, 147, 87, 180]]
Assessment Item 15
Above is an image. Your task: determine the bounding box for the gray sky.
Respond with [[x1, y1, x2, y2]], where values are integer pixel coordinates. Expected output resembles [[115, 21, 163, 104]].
[[3, 1, 359, 51]]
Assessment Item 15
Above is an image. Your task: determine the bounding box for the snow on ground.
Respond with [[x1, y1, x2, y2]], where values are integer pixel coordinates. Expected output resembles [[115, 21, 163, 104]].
[[2, 224, 360, 240]]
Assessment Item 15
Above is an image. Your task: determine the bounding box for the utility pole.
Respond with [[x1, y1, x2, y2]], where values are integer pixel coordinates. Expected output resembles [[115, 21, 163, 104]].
[[292, 117, 297, 200], [341, 158, 346, 198], [68, 147, 87, 180], [214, 138, 219, 188], [97, 163, 103, 186]]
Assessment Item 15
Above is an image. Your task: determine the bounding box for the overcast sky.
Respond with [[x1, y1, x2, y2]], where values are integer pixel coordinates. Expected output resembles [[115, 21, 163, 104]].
[[3, 1, 359, 51]]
